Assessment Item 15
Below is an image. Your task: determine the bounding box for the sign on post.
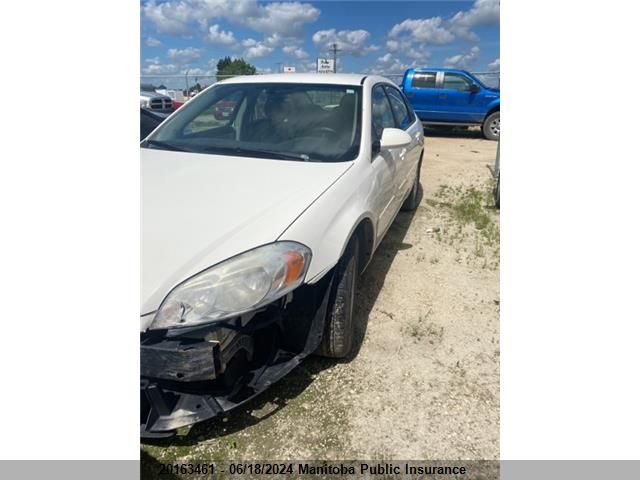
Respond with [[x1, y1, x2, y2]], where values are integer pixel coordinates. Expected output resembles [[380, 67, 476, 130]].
[[317, 58, 334, 73]]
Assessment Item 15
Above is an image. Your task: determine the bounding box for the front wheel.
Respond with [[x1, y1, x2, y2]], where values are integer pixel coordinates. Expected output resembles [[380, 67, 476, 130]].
[[316, 239, 360, 358], [401, 155, 422, 211], [482, 111, 500, 140]]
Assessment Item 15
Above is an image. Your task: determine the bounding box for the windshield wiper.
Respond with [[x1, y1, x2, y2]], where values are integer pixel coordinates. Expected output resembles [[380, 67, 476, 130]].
[[205, 146, 310, 162], [143, 139, 190, 152]]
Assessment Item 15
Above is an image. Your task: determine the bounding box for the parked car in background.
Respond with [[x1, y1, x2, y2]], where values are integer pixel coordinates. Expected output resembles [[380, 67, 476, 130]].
[[401, 68, 500, 140], [140, 90, 173, 113], [156, 89, 187, 110], [139, 73, 424, 437], [213, 99, 237, 120], [140, 108, 169, 141]]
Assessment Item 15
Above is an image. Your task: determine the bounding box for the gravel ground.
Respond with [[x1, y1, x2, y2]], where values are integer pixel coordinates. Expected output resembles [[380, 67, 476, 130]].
[[142, 128, 500, 463]]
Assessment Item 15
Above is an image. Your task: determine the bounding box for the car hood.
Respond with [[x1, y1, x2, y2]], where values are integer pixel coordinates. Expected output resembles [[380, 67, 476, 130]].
[[141, 148, 352, 318]]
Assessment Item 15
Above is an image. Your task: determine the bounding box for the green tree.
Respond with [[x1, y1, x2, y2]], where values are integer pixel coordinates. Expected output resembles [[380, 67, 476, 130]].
[[216, 57, 256, 81]]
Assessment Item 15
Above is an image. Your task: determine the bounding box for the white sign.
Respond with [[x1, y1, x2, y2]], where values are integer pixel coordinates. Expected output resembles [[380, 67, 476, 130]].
[[317, 58, 334, 73], [283, 66, 296, 73]]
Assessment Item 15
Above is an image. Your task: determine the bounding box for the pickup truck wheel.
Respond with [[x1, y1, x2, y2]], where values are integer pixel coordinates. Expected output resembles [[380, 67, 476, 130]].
[[482, 112, 500, 140], [316, 239, 359, 358], [401, 156, 422, 211]]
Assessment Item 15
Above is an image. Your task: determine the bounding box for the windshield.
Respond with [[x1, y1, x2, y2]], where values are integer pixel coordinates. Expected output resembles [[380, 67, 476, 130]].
[[142, 82, 363, 162]]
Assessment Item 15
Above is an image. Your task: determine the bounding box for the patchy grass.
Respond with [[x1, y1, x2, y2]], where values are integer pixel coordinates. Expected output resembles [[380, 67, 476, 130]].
[[402, 310, 443, 345], [426, 181, 499, 269]]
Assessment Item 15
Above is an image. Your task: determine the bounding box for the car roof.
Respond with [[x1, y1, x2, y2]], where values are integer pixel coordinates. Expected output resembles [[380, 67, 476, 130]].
[[219, 73, 368, 86]]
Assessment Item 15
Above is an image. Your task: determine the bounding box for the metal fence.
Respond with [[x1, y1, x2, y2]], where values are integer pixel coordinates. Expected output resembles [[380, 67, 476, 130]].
[[141, 71, 499, 92]]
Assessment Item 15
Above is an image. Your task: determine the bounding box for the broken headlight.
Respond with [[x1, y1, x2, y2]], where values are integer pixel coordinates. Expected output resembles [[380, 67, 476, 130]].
[[150, 241, 311, 330]]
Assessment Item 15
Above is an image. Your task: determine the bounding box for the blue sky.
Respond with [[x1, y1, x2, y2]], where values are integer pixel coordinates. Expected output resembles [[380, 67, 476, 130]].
[[141, 0, 499, 87]]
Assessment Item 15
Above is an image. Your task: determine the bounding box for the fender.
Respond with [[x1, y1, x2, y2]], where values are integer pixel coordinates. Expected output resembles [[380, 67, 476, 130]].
[[277, 163, 378, 284], [486, 99, 500, 115]]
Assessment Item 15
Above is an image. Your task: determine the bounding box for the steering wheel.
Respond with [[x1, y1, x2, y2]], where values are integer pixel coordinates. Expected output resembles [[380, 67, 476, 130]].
[[310, 126, 340, 141]]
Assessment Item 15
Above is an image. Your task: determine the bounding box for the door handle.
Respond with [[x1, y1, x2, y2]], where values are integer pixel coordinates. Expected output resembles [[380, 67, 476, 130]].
[[406, 92, 414, 98]]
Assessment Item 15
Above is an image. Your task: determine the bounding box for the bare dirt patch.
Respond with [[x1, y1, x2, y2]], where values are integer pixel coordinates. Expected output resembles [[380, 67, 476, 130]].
[[142, 132, 500, 463]]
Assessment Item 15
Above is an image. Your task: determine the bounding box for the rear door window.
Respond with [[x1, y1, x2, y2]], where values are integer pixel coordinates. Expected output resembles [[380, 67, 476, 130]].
[[410, 72, 437, 89]]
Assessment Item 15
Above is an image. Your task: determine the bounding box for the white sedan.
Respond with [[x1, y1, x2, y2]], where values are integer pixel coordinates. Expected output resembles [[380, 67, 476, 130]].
[[140, 73, 424, 437]]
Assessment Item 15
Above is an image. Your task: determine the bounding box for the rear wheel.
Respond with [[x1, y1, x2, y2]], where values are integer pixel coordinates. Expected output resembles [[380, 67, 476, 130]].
[[482, 111, 500, 140], [316, 239, 360, 358]]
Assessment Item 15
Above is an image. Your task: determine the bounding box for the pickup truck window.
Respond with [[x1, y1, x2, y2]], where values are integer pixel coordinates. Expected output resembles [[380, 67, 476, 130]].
[[384, 86, 412, 130], [372, 85, 395, 140], [443, 73, 473, 91], [411, 72, 437, 89]]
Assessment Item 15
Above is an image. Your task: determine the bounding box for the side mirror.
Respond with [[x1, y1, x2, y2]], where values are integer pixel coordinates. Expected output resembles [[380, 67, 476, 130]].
[[380, 128, 412, 149], [469, 84, 480, 93]]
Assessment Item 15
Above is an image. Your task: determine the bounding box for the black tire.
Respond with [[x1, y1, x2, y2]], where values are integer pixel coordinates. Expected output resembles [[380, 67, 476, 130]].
[[401, 156, 422, 211], [316, 239, 360, 358], [482, 111, 500, 140]]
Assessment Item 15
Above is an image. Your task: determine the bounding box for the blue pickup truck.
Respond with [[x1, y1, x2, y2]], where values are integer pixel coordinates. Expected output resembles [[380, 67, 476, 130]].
[[401, 68, 500, 140]]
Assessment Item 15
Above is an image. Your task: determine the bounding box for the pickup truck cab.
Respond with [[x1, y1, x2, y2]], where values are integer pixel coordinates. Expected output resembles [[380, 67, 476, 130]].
[[401, 68, 500, 140]]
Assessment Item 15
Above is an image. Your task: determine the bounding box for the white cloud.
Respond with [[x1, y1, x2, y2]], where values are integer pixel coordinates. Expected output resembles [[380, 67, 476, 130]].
[[244, 1, 320, 38], [241, 38, 258, 48], [449, 0, 500, 41], [405, 46, 431, 63], [444, 46, 481, 69], [312, 28, 379, 56], [142, 0, 319, 40], [450, 0, 500, 28], [283, 45, 309, 59], [369, 52, 417, 75], [385, 39, 430, 63], [167, 47, 202, 64], [142, 0, 196, 35], [146, 36, 162, 47], [386, 0, 499, 58], [206, 24, 236, 45], [488, 57, 500, 71], [388, 17, 455, 45], [142, 57, 179, 75], [244, 42, 274, 59]]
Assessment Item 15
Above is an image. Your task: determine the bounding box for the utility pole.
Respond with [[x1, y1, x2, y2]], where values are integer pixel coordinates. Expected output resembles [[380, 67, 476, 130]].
[[330, 43, 342, 73]]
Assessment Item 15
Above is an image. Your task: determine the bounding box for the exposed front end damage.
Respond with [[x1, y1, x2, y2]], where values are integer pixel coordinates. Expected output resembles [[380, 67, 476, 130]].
[[140, 271, 334, 439]]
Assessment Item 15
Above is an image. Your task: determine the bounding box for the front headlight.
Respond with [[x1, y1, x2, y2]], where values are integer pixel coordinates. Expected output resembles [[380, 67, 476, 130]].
[[150, 242, 312, 330]]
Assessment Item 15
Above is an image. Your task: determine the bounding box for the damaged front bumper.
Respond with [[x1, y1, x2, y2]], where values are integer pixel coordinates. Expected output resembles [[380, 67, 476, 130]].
[[140, 272, 333, 438]]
